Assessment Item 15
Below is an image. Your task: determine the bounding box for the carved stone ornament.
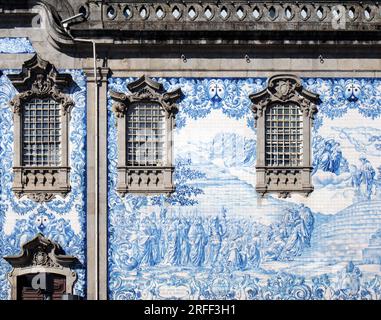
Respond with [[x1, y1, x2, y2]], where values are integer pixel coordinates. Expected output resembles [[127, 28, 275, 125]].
[[110, 75, 182, 119], [3, 233, 79, 300], [27, 192, 57, 203], [250, 74, 319, 124], [8, 54, 74, 115], [250, 74, 320, 197], [8, 55, 74, 202], [110, 75, 183, 195]]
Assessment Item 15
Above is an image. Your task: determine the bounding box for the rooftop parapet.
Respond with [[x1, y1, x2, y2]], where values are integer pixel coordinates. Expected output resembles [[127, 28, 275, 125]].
[[1, 1, 381, 46]]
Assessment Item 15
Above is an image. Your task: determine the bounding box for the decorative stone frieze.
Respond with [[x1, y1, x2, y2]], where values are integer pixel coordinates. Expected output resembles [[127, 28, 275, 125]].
[[118, 166, 175, 194], [12, 167, 71, 202]]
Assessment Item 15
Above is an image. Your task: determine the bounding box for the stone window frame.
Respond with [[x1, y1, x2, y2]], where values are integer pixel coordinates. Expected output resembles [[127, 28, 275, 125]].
[[250, 74, 320, 198], [110, 75, 182, 195], [8, 54, 74, 202], [3, 233, 79, 300]]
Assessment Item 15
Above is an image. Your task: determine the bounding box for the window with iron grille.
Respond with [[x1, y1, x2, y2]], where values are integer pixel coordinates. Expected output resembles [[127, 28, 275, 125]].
[[249, 74, 319, 197], [22, 98, 61, 167], [265, 103, 303, 167], [127, 102, 165, 166], [110, 75, 182, 195], [9, 54, 74, 202]]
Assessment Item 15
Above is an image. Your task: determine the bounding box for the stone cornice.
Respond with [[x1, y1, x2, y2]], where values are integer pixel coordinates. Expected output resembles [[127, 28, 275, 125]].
[[1, 1, 381, 49], [72, 1, 381, 34]]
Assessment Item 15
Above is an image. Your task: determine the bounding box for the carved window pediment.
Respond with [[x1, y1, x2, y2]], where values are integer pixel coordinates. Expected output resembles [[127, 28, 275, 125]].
[[250, 74, 320, 197], [8, 54, 74, 115], [4, 233, 79, 269], [8, 54, 74, 202], [250, 74, 319, 122], [110, 75, 182, 195], [110, 75, 181, 118]]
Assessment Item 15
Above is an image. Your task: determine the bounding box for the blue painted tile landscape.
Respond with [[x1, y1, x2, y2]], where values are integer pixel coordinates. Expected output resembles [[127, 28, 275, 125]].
[[0, 71, 380, 299], [107, 77, 381, 300]]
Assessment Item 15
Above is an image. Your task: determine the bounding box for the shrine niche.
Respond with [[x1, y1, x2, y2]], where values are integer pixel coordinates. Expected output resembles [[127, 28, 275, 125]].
[[3, 233, 80, 300]]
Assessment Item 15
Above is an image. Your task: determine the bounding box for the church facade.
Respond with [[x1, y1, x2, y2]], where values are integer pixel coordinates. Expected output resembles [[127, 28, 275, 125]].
[[0, 0, 381, 300]]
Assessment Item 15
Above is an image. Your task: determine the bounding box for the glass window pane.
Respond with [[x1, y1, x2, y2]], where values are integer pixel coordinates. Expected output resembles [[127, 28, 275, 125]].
[[22, 98, 61, 166], [126, 102, 165, 166], [265, 103, 303, 167]]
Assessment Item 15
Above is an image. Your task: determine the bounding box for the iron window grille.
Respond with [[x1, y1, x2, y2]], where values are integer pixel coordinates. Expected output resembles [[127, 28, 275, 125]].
[[126, 101, 166, 167], [265, 103, 303, 167], [22, 98, 62, 167]]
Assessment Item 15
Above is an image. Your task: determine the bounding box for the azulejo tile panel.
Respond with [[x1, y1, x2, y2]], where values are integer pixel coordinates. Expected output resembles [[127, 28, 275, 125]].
[[0, 38, 35, 54], [0, 70, 87, 299], [108, 77, 381, 300]]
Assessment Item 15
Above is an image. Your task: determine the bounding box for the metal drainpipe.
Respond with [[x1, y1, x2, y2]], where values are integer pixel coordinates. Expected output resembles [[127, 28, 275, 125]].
[[62, 25, 99, 300]]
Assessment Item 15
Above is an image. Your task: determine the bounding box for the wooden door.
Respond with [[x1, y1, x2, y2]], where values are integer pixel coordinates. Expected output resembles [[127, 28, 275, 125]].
[[17, 273, 66, 300]]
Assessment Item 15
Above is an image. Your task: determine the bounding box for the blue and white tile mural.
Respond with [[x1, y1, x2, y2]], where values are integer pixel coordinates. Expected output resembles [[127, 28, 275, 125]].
[[108, 77, 381, 300], [0, 70, 87, 299], [0, 38, 35, 54]]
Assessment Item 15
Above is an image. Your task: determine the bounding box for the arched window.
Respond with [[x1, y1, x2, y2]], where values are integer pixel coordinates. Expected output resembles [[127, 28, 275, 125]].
[[9, 55, 74, 202], [250, 75, 319, 198], [110, 76, 182, 194]]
